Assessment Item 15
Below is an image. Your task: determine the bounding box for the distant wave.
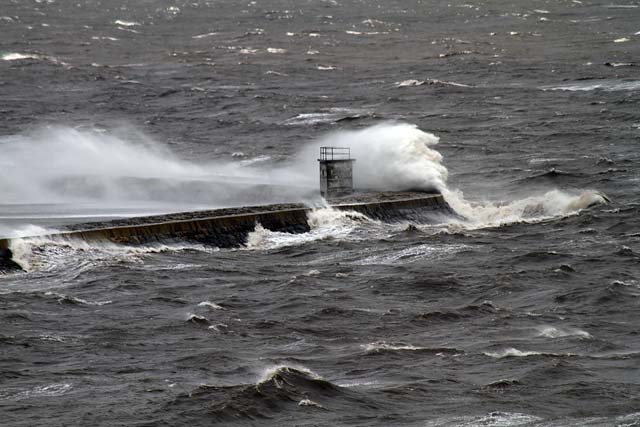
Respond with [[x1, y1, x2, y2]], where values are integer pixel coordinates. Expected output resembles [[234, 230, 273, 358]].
[[541, 79, 640, 92], [535, 325, 592, 339], [361, 341, 463, 356], [484, 347, 575, 359]]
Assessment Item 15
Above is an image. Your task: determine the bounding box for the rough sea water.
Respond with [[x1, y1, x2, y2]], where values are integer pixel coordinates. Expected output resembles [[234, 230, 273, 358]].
[[1, 0, 640, 425]]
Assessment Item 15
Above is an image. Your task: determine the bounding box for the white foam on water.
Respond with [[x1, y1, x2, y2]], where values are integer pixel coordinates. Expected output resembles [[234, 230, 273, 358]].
[[354, 243, 468, 265], [396, 79, 425, 87], [424, 412, 542, 427], [245, 208, 372, 250], [361, 341, 423, 352], [334, 379, 382, 388], [255, 364, 323, 385], [6, 233, 216, 274], [114, 20, 140, 26], [444, 188, 608, 229], [2, 52, 41, 61], [43, 290, 112, 306], [2, 383, 73, 401], [198, 301, 225, 310], [192, 32, 218, 39], [536, 325, 592, 339], [298, 398, 324, 408], [484, 347, 569, 359], [542, 80, 640, 91]]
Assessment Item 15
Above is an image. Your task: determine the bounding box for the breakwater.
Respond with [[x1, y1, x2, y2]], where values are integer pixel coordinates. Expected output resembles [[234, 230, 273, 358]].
[[0, 192, 454, 271]]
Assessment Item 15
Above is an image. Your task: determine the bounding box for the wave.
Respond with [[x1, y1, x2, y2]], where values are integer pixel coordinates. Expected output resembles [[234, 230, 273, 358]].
[[484, 347, 575, 359], [0, 383, 73, 401], [535, 326, 592, 339], [424, 412, 541, 427], [443, 188, 608, 229], [413, 301, 500, 323], [4, 233, 216, 276], [361, 341, 463, 356], [168, 365, 345, 421], [245, 207, 374, 250], [541, 79, 640, 92]]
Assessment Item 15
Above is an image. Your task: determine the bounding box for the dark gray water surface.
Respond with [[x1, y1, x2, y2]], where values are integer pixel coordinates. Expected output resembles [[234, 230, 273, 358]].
[[1, 1, 640, 426]]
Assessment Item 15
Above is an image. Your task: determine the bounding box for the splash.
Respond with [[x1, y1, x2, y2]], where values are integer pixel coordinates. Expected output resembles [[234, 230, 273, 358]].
[[443, 188, 608, 228], [294, 122, 447, 193], [6, 233, 215, 275], [245, 207, 374, 250]]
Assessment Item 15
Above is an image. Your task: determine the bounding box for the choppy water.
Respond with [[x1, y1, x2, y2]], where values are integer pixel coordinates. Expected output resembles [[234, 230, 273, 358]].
[[1, 1, 640, 426]]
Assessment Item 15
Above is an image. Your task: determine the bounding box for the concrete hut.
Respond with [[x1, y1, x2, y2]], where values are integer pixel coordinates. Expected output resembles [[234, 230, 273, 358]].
[[318, 147, 355, 198]]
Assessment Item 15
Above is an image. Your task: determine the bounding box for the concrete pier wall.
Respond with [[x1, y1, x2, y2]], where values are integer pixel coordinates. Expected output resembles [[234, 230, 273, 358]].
[[0, 192, 454, 270]]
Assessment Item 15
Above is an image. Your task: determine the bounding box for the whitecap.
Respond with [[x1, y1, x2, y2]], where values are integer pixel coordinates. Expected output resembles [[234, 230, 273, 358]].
[[267, 47, 286, 54], [245, 208, 371, 251], [44, 291, 112, 306], [2, 52, 40, 61], [198, 301, 224, 310], [536, 325, 592, 339], [186, 313, 209, 324], [239, 154, 271, 165], [298, 398, 324, 408], [192, 32, 217, 39], [484, 347, 568, 358], [614, 37, 630, 43], [91, 36, 119, 41], [346, 30, 388, 35], [114, 20, 140, 26], [361, 341, 422, 352], [265, 70, 288, 76], [424, 412, 542, 427], [396, 79, 425, 87], [335, 379, 382, 388], [207, 323, 228, 332], [256, 364, 323, 385], [444, 188, 608, 229], [317, 65, 335, 70], [355, 243, 467, 265], [6, 383, 73, 401]]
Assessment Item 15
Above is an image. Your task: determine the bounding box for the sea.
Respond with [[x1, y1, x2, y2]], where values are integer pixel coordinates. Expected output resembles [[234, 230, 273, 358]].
[[1, 0, 639, 426]]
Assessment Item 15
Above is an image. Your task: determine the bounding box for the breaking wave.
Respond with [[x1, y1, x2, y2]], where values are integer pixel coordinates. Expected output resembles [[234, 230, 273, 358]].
[[167, 365, 353, 421], [5, 233, 216, 276], [0, 121, 609, 258], [245, 207, 374, 250]]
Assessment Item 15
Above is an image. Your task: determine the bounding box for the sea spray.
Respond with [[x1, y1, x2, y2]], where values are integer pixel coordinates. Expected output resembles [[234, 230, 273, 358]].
[[0, 125, 318, 209], [293, 122, 448, 193]]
